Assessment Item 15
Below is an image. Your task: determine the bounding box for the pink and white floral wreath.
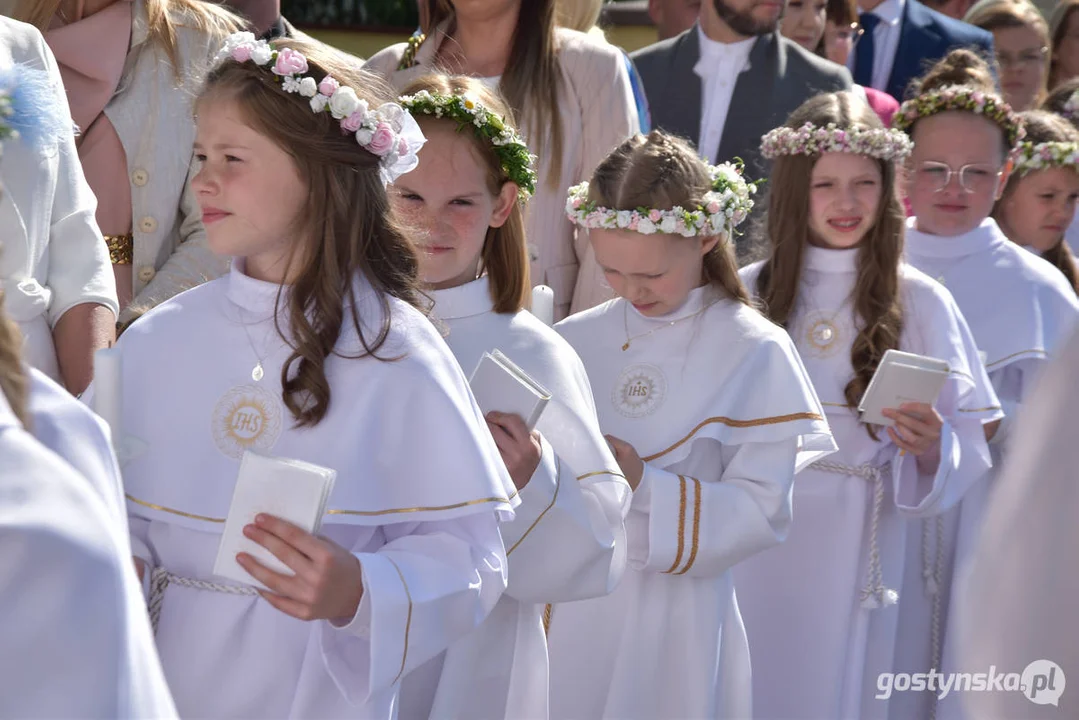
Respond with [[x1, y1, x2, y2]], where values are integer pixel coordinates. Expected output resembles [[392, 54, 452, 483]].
[[213, 32, 426, 185]]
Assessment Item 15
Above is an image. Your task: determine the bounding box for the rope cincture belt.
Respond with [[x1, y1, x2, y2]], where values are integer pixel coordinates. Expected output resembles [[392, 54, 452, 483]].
[[148, 567, 259, 634], [809, 459, 899, 610]]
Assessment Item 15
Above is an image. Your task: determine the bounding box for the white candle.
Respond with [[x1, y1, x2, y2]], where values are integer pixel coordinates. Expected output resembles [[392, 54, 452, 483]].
[[92, 347, 123, 447], [531, 285, 555, 326]]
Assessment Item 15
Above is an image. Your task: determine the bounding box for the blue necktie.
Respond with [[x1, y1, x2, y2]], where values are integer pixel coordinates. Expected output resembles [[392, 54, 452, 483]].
[[854, 12, 879, 88]]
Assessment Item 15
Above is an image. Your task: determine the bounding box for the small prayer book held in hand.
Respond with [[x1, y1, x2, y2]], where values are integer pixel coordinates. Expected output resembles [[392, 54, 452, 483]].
[[213, 451, 337, 590], [469, 349, 552, 431], [858, 349, 950, 427]]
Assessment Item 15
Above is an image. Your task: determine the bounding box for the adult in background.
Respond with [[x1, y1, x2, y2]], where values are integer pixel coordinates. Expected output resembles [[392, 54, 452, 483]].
[[631, 0, 851, 256], [1048, 0, 1079, 91], [557, 0, 651, 132], [786, 0, 901, 124], [12, 0, 241, 329], [221, 0, 365, 63], [917, 0, 974, 21], [965, 0, 1049, 111], [0, 15, 118, 393], [365, 0, 639, 318], [648, 0, 701, 39], [848, 0, 993, 101]]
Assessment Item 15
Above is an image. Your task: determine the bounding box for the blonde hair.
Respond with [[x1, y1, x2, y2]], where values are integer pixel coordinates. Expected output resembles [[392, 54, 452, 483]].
[[965, 0, 1050, 107], [17, 0, 241, 76], [556, 0, 606, 39], [422, 0, 565, 189], [400, 74, 532, 314], [589, 131, 752, 306], [199, 39, 423, 427]]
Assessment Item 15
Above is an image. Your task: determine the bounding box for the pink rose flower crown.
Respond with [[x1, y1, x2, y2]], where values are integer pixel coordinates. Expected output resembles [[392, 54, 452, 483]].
[[892, 84, 1026, 151], [212, 32, 426, 185], [565, 160, 758, 240], [760, 122, 913, 162]]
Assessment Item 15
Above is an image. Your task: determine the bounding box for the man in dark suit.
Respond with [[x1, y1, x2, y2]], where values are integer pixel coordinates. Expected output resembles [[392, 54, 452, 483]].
[[632, 0, 851, 254], [851, 0, 993, 101]]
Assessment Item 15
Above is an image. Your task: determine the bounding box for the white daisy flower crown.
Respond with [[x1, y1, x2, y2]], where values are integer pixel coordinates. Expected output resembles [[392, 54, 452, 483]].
[[565, 161, 758, 238], [213, 32, 425, 185], [1013, 140, 1079, 175], [760, 122, 913, 161], [893, 85, 1026, 149]]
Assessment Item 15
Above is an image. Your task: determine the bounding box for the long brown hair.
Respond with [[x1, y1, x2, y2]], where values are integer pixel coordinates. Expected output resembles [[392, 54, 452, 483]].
[[756, 92, 905, 437], [399, 75, 531, 314], [589, 131, 752, 305], [0, 292, 30, 428], [421, 0, 565, 189], [199, 40, 423, 428], [1050, 0, 1079, 90], [995, 110, 1079, 294], [17, 0, 241, 77]]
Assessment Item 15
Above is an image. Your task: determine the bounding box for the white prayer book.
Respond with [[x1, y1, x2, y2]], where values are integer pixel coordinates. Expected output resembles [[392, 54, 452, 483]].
[[468, 349, 552, 431], [858, 349, 950, 427], [213, 451, 337, 590]]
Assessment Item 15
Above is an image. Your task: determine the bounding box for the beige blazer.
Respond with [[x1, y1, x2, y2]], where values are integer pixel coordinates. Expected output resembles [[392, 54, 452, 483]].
[[103, 0, 234, 323], [366, 22, 639, 319]]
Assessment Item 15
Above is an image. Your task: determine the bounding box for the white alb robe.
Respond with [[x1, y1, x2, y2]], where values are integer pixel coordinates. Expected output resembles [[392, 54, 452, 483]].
[[548, 286, 837, 720], [897, 218, 1079, 720], [0, 387, 176, 718], [111, 264, 518, 719], [956, 326, 1079, 719], [737, 246, 1001, 720], [399, 276, 630, 720]]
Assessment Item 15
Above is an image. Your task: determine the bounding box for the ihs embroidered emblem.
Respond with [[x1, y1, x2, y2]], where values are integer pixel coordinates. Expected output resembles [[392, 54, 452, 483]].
[[211, 384, 284, 458], [613, 364, 667, 418]]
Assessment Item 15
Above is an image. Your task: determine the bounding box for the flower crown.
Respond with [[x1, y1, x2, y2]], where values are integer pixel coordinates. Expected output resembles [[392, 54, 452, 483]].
[[397, 90, 537, 199], [566, 161, 757, 238], [761, 122, 913, 161], [893, 85, 1026, 149], [213, 32, 425, 185], [1013, 141, 1079, 175]]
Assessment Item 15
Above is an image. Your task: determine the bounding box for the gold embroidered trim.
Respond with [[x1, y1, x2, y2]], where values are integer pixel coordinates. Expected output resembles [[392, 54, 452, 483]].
[[663, 476, 688, 574], [386, 557, 413, 684], [675, 477, 703, 575], [576, 469, 628, 482], [642, 412, 824, 462], [542, 603, 554, 636], [986, 348, 1047, 370], [105, 233, 134, 264], [127, 491, 518, 523], [507, 457, 562, 556], [126, 494, 226, 523], [821, 401, 850, 408], [959, 406, 1003, 413]]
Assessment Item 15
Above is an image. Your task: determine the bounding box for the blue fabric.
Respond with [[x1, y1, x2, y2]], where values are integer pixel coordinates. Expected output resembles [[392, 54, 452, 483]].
[[854, 13, 879, 88], [623, 51, 651, 134], [0, 63, 72, 151]]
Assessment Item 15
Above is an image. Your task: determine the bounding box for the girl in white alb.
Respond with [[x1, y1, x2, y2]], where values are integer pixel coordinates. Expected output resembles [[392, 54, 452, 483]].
[[546, 130, 837, 720], [388, 76, 630, 720], [103, 35, 518, 719], [735, 91, 1002, 720], [891, 51, 1079, 720]]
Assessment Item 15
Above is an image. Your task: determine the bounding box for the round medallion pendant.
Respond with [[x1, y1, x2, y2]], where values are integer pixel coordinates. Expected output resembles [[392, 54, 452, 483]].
[[211, 384, 284, 459], [801, 311, 845, 359], [612, 364, 667, 418]]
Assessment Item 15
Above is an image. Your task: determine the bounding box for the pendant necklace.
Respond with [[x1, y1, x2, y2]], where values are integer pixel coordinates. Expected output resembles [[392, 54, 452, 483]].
[[621, 298, 720, 351], [240, 316, 270, 382]]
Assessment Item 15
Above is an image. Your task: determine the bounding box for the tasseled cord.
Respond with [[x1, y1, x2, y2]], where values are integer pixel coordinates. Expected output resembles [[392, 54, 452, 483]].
[[922, 515, 946, 720], [810, 460, 899, 610]]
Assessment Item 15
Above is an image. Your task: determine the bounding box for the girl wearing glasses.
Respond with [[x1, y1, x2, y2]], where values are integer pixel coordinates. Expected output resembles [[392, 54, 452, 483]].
[[965, 0, 1050, 112], [894, 49, 1079, 719], [993, 110, 1079, 295], [735, 91, 999, 720]]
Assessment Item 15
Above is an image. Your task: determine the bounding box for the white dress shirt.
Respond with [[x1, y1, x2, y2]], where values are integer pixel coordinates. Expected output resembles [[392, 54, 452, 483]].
[[849, 0, 905, 92], [695, 26, 756, 163]]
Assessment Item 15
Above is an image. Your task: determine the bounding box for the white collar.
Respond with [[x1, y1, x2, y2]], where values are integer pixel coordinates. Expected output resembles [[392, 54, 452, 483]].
[[429, 277, 494, 321], [626, 284, 719, 325], [803, 244, 860, 274], [905, 217, 1006, 259], [695, 25, 755, 76], [224, 259, 374, 317], [859, 0, 904, 26]]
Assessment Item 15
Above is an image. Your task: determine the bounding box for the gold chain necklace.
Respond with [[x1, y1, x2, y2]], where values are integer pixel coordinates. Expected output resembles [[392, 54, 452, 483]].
[[621, 298, 720, 351]]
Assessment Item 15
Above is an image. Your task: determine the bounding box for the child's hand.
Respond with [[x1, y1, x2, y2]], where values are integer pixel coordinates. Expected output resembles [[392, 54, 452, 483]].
[[486, 411, 542, 490], [882, 402, 943, 474], [238, 515, 364, 623], [605, 434, 644, 490]]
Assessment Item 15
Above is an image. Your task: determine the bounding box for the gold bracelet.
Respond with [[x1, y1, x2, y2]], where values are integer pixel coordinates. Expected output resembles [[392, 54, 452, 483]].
[[104, 233, 134, 264]]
